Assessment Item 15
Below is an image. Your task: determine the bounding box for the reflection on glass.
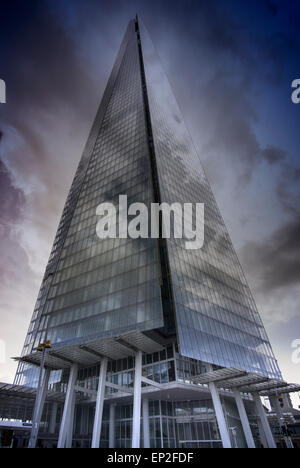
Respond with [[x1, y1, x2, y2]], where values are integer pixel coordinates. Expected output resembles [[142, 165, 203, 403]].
[[140, 21, 281, 379]]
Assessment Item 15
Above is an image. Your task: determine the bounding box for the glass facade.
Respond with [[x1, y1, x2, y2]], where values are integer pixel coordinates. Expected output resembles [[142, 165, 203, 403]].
[[26, 399, 223, 449], [139, 22, 281, 379], [16, 20, 164, 385], [16, 15, 281, 390]]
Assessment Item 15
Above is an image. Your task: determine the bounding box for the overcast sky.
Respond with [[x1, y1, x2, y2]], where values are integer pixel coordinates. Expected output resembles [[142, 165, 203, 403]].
[[0, 0, 299, 406]]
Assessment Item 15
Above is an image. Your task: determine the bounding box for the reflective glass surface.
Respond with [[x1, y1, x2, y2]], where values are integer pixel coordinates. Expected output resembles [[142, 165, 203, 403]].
[[16, 18, 282, 387], [140, 22, 281, 379], [18, 21, 163, 365]]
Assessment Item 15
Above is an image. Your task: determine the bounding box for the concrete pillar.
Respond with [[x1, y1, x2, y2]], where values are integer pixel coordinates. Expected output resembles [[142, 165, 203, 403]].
[[209, 381, 232, 448], [66, 387, 76, 448], [132, 350, 142, 448], [143, 398, 150, 448], [253, 393, 276, 449], [233, 390, 256, 449], [49, 402, 58, 434], [58, 363, 78, 448], [257, 418, 268, 448], [205, 363, 231, 449], [28, 368, 50, 448], [91, 358, 108, 448]]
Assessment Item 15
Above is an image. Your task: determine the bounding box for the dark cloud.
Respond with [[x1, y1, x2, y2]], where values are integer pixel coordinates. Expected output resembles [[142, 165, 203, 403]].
[[1, 1, 101, 157], [198, 72, 294, 190], [0, 1, 110, 269], [0, 227, 31, 284], [1, 0, 299, 199], [241, 216, 300, 292], [262, 145, 286, 164], [275, 163, 300, 215], [146, 2, 300, 195], [0, 159, 25, 226]]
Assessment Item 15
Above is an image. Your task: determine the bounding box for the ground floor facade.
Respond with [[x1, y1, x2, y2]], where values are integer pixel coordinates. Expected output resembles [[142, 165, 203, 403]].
[[1, 397, 260, 449], [2, 341, 294, 448]]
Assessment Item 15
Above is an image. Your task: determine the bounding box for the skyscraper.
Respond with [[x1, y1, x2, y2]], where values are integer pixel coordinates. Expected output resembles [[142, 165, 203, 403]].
[[13, 17, 296, 449]]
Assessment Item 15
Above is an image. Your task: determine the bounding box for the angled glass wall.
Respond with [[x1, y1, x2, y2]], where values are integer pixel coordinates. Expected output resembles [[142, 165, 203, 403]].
[[139, 21, 281, 379], [16, 17, 282, 387], [16, 20, 164, 385]]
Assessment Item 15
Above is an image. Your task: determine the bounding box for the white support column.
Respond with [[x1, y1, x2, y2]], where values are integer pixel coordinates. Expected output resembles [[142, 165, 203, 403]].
[[257, 418, 268, 448], [28, 368, 50, 448], [233, 390, 256, 449], [253, 393, 277, 449], [109, 403, 116, 448], [58, 363, 78, 448], [206, 363, 232, 449], [91, 358, 108, 448], [143, 398, 150, 448], [49, 402, 58, 434], [66, 388, 76, 448], [209, 381, 232, 448], [132, 350, 142, 448]]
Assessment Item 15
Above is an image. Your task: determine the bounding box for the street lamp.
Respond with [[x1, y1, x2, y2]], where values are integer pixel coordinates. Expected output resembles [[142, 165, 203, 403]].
[[28, 340, 51, 448], [273, 390, 294, 449]]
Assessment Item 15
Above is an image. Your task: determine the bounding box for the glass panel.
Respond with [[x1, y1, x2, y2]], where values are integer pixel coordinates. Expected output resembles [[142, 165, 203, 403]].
[[140, 21, 281, 379], [18, 21, 164, 383]]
